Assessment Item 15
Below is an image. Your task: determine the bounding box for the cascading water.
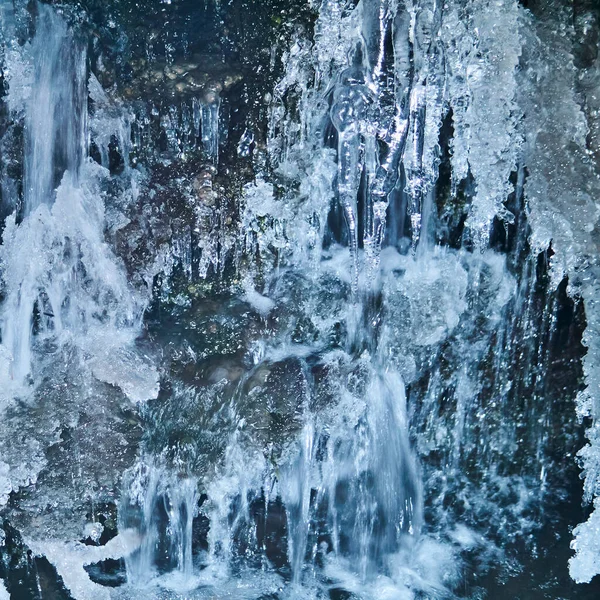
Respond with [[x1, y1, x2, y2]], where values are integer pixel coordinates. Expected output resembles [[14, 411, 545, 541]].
[[2, 3, 86, 382], [2, 0, 600, 599]]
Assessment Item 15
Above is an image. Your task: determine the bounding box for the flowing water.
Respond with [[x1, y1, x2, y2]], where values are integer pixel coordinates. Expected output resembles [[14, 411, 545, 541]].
[[1, 0, 600, 599]]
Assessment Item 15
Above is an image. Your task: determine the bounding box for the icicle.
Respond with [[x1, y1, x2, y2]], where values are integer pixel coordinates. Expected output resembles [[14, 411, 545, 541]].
[[192, 96, 201, 138], [201, 97, 220, 164], [362, 0, 408, 279], [330, 67, 371, 292], [364, 109, 409, 277], [404, 83, 427, 250], [161, 104, 181, 154]]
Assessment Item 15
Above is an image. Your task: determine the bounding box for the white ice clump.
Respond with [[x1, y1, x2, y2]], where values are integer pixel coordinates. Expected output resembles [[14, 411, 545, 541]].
[[0, 580, 8, 600], [27, 530, 141, 600], [0, 462, 11, 507], [241, 159, 336, 275], [242, 287, 276, 317], [570, 497, 600, 584], [444, 0, 522, 248], [0, 437, 46, 510], [89, 345, 160, 404]]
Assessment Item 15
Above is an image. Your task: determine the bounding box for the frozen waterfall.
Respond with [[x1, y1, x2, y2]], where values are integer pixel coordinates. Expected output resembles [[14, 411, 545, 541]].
[[1, 0, 600, 599]]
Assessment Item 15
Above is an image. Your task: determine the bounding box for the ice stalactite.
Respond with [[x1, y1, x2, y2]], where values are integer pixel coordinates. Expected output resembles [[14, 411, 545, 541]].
[[200, 98, 220, 164], [330, 67, 371, 292]]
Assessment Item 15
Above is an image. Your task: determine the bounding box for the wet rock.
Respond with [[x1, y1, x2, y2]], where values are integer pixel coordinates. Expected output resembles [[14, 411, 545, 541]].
[[238, 358, 308, 454], [193, 164, 218, 207], [122, 54, 243, 103], [84, 558, 126, 588]]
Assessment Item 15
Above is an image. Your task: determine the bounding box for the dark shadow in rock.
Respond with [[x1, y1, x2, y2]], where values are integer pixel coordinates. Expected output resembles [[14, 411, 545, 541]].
[[84, 558, 127, 588]]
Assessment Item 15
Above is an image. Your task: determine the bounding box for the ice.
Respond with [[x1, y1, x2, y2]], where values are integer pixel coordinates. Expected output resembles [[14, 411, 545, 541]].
[[200, 99, 220, 163], [0, 4, 159, 560], [570, 497, 600, 583], [0, 580, 7, 600], [0, 7, 154, 401], [383, 248, 470, 347], [513, 1, 600, 580], [242, 287, 276, 317], [89, 73, 133, 171], [27, 530, 141, 600], [3, 0, 600, 593], [0, 462, 11, 507], [89, 344, 159, 404], [237, 128, 254, 157], [443, 0, 522, 249], [331, 69, 371, 290]]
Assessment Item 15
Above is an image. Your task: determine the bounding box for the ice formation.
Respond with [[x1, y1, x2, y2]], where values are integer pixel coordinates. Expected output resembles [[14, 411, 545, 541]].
[[1, 0, 600, 598]]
